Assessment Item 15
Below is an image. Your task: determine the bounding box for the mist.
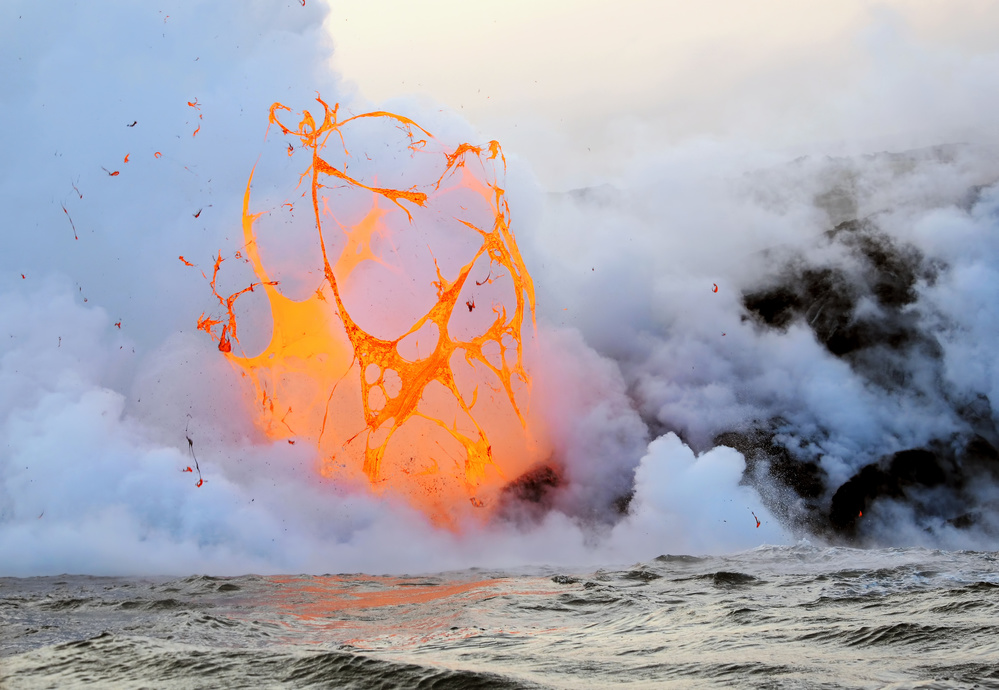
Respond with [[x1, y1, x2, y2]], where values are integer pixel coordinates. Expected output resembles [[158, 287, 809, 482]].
[[2, 0, 998, 576]]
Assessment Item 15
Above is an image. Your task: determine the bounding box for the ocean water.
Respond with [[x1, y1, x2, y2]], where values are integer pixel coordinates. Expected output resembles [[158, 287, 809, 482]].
[[2, 545, 998, 689]]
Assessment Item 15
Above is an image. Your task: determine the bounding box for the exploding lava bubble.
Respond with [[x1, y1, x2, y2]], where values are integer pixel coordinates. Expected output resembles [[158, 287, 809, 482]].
[[197, 97, 545, 526]]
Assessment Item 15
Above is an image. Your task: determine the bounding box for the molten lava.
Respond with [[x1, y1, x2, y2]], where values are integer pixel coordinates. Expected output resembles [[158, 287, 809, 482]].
[[197, 97, 542, 525]]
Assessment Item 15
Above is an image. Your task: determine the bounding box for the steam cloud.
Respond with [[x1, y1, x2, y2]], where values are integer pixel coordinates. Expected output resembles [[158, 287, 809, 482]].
[[2, 0, 998, 576]]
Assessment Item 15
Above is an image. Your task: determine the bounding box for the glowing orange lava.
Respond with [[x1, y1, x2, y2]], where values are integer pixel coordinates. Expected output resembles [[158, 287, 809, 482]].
[[197, 96, 544, 525]]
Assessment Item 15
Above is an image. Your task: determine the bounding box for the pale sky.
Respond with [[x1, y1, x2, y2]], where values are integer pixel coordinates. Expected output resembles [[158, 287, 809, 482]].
[[325, 1, 999, 188]]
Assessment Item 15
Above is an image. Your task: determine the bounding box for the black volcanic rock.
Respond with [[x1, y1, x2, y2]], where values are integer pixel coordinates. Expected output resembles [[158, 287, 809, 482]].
[[829, 448, 949, 535], [826, 437, 999, 539], [742, 218, 941, 390], [715, 424, 825, 500], [727, 208, 999, 542], [495, 464, 562, 525]]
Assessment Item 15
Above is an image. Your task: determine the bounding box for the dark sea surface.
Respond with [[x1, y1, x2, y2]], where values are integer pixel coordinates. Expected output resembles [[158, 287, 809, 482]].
[[2, 545, 998, 689]]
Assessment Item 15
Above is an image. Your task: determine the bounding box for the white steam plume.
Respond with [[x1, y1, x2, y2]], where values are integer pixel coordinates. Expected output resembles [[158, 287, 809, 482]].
[[9, 0, 999, 576], [0, 0, 788, 575]]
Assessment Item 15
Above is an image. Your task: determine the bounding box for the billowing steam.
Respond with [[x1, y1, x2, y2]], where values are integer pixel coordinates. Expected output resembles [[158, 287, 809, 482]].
[[2, 0, 998, 576], [536, 145, 999, 549]]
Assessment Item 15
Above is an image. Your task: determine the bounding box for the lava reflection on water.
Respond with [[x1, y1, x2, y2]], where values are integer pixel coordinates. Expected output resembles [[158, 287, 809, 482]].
[[258, 575, 563, 650]]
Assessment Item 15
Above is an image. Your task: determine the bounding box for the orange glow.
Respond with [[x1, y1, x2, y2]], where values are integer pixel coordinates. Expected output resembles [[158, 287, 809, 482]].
[[124, 153, 130, 164], [154, 152, 162, 159], [197, 96, 544, 525], [269, 575, 503, 614], [256, 575, 565, 649]]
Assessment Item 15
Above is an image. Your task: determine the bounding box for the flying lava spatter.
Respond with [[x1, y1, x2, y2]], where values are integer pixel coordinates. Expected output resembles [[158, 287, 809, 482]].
[[195, 96, 544, 525]]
